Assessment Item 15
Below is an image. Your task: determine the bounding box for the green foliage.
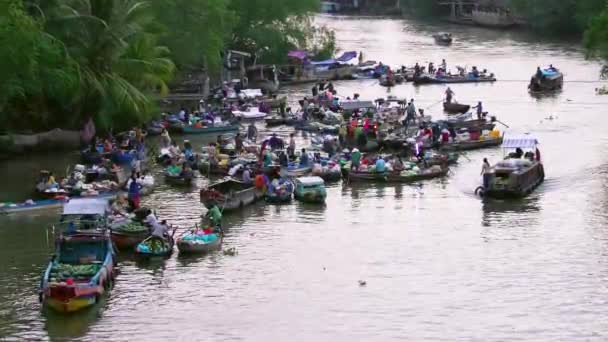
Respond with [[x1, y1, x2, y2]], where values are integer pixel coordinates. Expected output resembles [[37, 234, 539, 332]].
[[0, 0, 333, 133], [227, 0, 335, 65], [584, 4, 608, 77], [399, 0, 443, 17], [150, 0, 234, 73], [510, 0, 606, 35]]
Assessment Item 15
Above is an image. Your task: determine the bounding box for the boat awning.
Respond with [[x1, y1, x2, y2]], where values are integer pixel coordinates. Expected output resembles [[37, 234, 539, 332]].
[[63, 198, 110, 216], [288, 50, 308, 61], [310, 58, 337, 66], [297, 176, 325, 186], [239, 89, 263, 98], [336, 51, 357, 63], [501, 134, 539, 149], [341, 100, 375, 110]]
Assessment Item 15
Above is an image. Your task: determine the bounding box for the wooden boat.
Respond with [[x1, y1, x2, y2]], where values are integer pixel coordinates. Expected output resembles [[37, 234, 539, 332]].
[[314, 169, 342, 182], [266, 179, 294, 204], [433, 32, 453, 45], [39, 199, 115, 313], [177, 230, 222, 254], [286, 164, 312, 177], [440, 135, 503, 152], [477, 134, 545, 198], [345, 166, 448, 183], [451, 119, 495, 132], [424, 152, 459, 166], [164, 171, 194, 186], [181, 124, 239, 135], [529, 68, 564, 92], [414, 74, 496, 85], [265, 116, 286, 126], [135, 235, 175, 258], [379, 75, 396, 87], [443, 102, 470, 114], [294, 177, 327, 204], [200, 179, 261, 211], [110, 220, 149, 250]]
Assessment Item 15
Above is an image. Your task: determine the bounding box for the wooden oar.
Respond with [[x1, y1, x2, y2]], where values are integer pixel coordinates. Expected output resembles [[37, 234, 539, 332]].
[[495, 119, 510, 128]]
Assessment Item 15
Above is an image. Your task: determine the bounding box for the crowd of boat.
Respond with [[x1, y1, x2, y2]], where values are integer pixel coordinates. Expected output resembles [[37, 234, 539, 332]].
[[0, 49, 563, 314]]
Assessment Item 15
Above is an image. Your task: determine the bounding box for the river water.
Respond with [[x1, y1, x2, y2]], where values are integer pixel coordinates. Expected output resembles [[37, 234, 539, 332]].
[[2, 15, 608, 341]]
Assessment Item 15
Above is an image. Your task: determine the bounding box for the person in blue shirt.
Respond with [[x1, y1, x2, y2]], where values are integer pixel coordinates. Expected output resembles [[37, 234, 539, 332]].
[[128, 174, 142, 210], [183, 140, 194, 161], [300, 148, 309, 167], [375, 157, 386, 173]]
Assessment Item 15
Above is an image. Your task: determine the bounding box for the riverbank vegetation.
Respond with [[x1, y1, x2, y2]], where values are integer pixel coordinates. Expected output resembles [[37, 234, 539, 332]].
[[0, 0, 335, 133]]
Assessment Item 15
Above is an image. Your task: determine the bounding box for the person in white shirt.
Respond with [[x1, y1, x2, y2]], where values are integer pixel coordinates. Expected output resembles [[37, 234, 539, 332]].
[[145, 212, 168, 238]]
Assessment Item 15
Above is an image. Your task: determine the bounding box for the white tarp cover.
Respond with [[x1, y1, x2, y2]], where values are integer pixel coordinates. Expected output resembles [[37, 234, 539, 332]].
[[63, 198, 109, 215], [297, 176, 325, 186], [502, 134, 538, 149]]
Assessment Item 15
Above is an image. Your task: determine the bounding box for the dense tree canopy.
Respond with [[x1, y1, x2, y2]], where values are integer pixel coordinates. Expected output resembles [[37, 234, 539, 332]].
[[0, 0, 334, 132]]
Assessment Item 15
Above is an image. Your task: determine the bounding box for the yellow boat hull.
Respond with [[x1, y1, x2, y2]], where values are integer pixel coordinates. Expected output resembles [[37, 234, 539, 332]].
[[45, 296, 96, 313]]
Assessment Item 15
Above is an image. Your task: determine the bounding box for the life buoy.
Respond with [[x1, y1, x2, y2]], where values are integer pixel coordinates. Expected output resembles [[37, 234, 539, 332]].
[[475, 186, 485, 197]]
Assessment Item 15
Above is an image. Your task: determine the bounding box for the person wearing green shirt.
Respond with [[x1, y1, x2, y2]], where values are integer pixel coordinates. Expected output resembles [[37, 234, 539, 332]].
[[263, 150, 272, 167], [351, 148, 362, 171], [206, 205, 222, 228]]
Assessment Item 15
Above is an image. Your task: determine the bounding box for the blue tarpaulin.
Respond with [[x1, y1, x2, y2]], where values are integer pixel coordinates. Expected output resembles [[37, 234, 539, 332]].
[[336, 51, 357, 62]]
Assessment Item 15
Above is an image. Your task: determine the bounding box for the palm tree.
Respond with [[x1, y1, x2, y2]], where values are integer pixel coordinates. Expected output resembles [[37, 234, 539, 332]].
[[27, 0, 175, 130]]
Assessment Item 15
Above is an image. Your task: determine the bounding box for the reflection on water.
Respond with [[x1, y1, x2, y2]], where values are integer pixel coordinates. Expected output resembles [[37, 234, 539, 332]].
[[1, 15, 608, 342]]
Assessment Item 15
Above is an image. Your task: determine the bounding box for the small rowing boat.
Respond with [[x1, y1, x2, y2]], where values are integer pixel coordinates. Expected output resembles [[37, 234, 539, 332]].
[[440, 135, 503, 152], [135, 235, 175, 258], [177, 229, 222, 254], [414, 74, 496, 85], [433, 32, 453, 45], [200, 179, 261, 211], [181, 124, 239, 135], [345, 165, 448, 183], [110, 219, 149, 250], [443, 102, 470, 114], [164, 171, 194, 186]]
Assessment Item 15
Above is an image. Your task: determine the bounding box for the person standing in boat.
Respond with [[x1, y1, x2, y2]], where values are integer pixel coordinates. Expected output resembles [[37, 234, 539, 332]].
[[160, 128, 171, 148], [445, 87, 455, 104], [473, 101, 484, 120], [287, 133, 296, 158], [358, 51, 364, 65], [247, 122, 258, 142], [128, 174, 142, 210], [405, 100, 417, 129], [206, 205, 222, 229], [300, 148, 310, 167], [481, 158, 492, 190], [235, 133, 244, 153], [312, 84, 319, 97], [440, 59, 447, 71], [536, 66, 543, 79], [351, 148, 362, 171]]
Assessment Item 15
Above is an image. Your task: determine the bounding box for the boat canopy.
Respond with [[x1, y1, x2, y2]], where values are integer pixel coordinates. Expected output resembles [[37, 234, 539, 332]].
[[239, 89, 263, 98], [341, 100, 375, 110], [63, 198, 110, 216], [297, 176, 325, 186], [501, 134, 539, 149]]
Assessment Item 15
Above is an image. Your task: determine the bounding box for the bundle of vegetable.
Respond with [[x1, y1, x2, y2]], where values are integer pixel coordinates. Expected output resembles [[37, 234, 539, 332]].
[[138, 238, 169, 254], [49, 263, 101, 282], [113, 222, 148, 234]]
